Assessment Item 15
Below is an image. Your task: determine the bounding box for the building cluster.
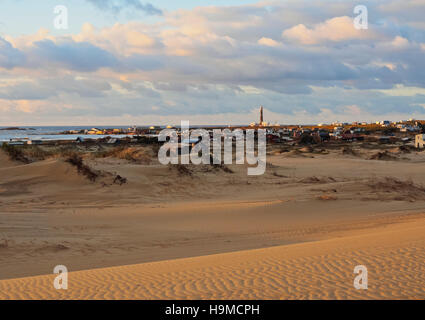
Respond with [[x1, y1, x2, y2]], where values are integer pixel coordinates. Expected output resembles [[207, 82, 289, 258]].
[[3, 106, 425, 149], [245, 107, 425, 147], [62, 127, 138, 135]]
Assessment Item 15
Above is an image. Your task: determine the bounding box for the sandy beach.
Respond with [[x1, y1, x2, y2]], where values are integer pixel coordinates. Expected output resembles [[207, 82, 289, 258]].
[[0, 215, 425, 300], [1, 141, 425, 299]]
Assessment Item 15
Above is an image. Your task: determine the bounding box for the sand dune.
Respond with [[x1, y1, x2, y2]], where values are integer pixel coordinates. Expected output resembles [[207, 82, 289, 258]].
[[1, 217, 424, 300], [0, 150, 17, 169], [0, 158, 93, 200], [0, 158, 86, 181], [1, 147, 425, 299]]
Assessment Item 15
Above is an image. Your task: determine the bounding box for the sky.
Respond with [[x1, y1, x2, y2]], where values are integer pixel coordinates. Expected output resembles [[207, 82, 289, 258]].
[[0, 0, 424, 125]]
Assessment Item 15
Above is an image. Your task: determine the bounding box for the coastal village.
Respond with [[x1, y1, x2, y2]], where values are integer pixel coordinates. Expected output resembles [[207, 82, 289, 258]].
[[3, 107, 425, 149]]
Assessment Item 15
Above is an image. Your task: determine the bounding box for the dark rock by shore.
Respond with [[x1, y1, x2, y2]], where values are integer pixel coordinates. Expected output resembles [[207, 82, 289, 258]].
[[0, 127, 29, 131]]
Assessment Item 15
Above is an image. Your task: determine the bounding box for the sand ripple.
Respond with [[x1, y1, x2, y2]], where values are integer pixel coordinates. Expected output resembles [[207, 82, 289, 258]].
[[0, 219, 424, 300]]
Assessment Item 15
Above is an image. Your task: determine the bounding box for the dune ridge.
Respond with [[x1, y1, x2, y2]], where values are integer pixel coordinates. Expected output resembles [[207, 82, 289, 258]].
[[1, 217, 424, 300]]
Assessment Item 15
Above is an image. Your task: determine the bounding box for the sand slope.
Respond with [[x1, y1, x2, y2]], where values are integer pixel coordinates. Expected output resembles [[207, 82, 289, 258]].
[[1, 217, 424, 300], [0, 150, 17, 169]]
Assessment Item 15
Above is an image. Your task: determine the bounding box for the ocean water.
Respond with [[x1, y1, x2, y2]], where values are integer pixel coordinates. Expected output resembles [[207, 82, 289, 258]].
[[0, 125, 236, 142], [0, 126, 132, 142]]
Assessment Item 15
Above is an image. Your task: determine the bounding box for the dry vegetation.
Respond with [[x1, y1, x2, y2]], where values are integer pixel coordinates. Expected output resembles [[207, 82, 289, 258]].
[[66, 153, 100, 182], [92, 146, 155, 164], [367, 177, 425, 201], [369, 151, 399, 161], [1, 143, 31, 163], [299, 176, 336, 184], [1, 143, 81, 163], [169, 163, 234, 177]]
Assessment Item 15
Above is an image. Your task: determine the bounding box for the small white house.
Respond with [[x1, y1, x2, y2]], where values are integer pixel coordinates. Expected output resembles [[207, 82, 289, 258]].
[[415, 134, 425, 149]]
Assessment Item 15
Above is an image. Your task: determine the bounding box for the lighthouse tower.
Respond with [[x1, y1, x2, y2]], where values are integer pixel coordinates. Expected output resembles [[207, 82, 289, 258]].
[[260, 106, 264, 124]]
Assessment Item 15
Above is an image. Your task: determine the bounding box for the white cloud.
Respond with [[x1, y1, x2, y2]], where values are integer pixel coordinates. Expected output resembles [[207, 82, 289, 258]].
[[282, 16, 378, 45], [391, 36, 410, 49], [258, 37, 281, 47]]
